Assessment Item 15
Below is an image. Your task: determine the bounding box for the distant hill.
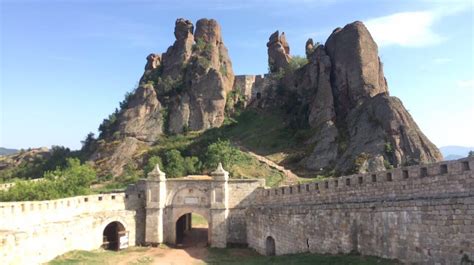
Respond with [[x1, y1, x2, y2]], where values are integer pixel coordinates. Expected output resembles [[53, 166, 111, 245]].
[[439, 146, 474, 160], [0, 147, 19, 156]]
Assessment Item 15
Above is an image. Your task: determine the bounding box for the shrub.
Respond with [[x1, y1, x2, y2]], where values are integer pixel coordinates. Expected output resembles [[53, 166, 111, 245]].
[[287, 56, 308, 72], [164, 149, 185, 177], [98, 108, 120, 139], [144, 155, 163, 176], [0, 158, 96, 201], [203, 139, 249, 170]]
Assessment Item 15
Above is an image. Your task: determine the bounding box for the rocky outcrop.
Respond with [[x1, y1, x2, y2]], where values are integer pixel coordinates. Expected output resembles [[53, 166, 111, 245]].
[[259, 21, 442, 174], [302, 45, 339, 170], [325, 21, 388, 118], [161, 18, 194, 80], [305, 38, 314, 59], [117, 84, 163, 143], [86, 18, 441, 177], [145, 53, 161, 70], [335, 94, 443, 173], [267, 31, 291, 73], [91, 18, 235, 176]]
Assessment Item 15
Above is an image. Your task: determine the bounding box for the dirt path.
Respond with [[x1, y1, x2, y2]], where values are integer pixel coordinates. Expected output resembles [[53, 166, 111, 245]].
[[236, 144, 300, 185], [118, 227, 209, 265], [117, 247, 208, 265]]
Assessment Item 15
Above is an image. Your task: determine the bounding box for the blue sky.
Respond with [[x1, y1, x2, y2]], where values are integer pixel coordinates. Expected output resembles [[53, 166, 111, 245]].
[[1, 0, 473, 150]]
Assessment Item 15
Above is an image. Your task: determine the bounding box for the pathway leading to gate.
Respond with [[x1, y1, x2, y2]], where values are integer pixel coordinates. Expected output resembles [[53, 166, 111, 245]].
[[235, 143, 300, 185]]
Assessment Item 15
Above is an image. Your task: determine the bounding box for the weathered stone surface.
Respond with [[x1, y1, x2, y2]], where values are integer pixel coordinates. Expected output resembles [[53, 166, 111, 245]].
[[305, 38, 314, 58], [2, 158, 472, 265], [247, 158, 474, 265], [145, 53, 161, 70], [301, 45, 339, 170], [86, 19, 442, 177], [117, 84, 163, 143], [258, 21, 441, 174], [325, 21, 388, 117], [335, 94, 443, 173], [166, 18, 234, 134], [267, 31, 291, 73], [161, 18, 195, 79]]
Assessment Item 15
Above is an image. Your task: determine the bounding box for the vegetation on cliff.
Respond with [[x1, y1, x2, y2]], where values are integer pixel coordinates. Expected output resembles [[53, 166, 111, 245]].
[[0, 158, 95, 201]]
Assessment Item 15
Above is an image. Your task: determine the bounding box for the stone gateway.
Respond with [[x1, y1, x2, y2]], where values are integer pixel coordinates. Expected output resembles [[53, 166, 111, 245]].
[[1, 158, 473, 264]]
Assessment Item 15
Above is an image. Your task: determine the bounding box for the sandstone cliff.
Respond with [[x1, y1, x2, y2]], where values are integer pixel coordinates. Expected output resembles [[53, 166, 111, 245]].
[[92, 18, 234, 175], [260, 21, 442, 174], [89, 18, 441, 177]]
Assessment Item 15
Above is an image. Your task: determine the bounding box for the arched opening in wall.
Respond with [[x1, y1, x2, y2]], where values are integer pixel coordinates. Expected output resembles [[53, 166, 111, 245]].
[[102, 221, 126, 251], [256, 92, 261, 99], [265, 236, 276, 256], [175, 213, 209, 248]]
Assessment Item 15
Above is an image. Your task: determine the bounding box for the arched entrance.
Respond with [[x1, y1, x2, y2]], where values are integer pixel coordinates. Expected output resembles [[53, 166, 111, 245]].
[[265, 236, 276, 256], [175, 213, 209, 247], [102, 221, 126, 250]]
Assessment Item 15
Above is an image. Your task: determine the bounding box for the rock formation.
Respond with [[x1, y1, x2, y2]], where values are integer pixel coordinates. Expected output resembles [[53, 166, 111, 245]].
[[91, 18, 234, 175], [267, 31, 291, 73], [261, 21, 442, 174], [87, 18, 441, 177], [325, 21, 388, 118]]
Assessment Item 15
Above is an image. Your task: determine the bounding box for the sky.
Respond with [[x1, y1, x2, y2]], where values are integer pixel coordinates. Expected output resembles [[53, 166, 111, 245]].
[[0, 0, 473, 150]]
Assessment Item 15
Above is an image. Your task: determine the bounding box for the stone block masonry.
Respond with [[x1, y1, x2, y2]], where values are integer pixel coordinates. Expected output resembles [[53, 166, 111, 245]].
[[0, 193, 142, 264], [246, 157, 474, 264], [0, 158, 472, 264]]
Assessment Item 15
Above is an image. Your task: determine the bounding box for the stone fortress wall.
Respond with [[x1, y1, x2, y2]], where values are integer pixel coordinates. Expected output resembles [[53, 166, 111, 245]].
[[0, 178, 44, 191], [246, 157, 474, 264], [0, 158, 472, 264], [0, 193, 143, 264], [233, 74, 272, 107]]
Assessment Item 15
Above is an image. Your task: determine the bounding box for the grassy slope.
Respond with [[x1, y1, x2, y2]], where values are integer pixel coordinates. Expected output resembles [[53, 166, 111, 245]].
[[92, 109, 324, 192]]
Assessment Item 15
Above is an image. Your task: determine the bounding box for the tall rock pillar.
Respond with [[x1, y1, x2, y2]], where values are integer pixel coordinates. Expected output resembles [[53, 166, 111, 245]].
[[210, 163, 229, 248], [145, 165, 167, 245]]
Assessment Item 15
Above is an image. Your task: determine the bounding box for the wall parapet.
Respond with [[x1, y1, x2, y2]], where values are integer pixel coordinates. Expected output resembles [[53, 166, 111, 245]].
[[0, 192, 142, 230], [258, 157, 473, 204], [0, 178, 44, 191]]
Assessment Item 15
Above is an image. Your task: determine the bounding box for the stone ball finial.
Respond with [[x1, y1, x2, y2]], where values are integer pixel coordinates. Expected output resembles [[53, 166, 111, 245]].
[[211, 162, 229, 181], [148, 164, 166, 181]]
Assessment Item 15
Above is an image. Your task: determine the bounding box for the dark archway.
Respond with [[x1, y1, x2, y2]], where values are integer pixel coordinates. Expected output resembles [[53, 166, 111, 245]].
[[102, 221, 126, 251], [175, 213, 209, 247], [266, 236, 276, 256], [256, 92, 262, 99]]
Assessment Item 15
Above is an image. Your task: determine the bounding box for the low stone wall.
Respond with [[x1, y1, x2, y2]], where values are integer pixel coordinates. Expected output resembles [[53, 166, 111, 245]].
[[0, 178, 44, 191], [0, 193, 142, 264], [246, 157, 474, 264]]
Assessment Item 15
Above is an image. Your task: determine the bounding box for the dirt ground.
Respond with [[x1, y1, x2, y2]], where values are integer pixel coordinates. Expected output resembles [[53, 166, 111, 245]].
[[117, 227, 210, 265]]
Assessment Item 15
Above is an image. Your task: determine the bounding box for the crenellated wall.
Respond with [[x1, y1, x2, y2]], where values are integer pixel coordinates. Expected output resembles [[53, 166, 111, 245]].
[[1, 158, 472, 264], [233, 74, 272, 107], [0, 178, 44, 191], [0, 193, 144, 264], [246, 157, 474, 264]]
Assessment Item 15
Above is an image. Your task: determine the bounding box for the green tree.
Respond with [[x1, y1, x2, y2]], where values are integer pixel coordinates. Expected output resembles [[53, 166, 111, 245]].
[[0, 158, 96, 201], [287, 56, 308, 72], [144, 155, 163, 176], [203, 139, 249, 170], [469, 151, 474, 157], [183, 156, 201, 175], [163, 149, 186, 178], [98, 108, 120, 139], [80, 132, 97, 158], [116, 162, 142, 185]]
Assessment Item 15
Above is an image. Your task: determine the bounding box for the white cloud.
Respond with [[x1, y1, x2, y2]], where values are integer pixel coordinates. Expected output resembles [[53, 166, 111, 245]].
[[456, 79, 474, 89], [364, 2, 471, 48], [365, 11, 443, 47], [433, 58, 453, 64]]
